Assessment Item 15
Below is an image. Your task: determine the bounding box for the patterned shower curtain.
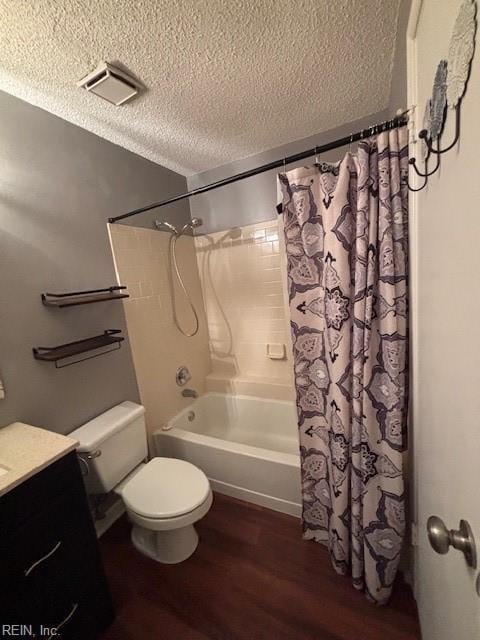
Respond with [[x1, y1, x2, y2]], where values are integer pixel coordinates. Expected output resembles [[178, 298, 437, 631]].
[[279, 127, 408, 604]]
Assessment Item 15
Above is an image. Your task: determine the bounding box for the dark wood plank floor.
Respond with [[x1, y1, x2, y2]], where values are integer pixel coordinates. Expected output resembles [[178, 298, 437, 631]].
[[99, 493, 421, 640]]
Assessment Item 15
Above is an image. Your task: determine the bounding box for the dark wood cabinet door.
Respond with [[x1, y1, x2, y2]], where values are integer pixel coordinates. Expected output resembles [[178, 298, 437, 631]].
[[0, 452, 114, 638]]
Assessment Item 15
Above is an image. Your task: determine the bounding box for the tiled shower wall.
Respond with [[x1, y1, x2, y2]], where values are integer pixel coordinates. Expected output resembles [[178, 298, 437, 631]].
[[195, 219, 294, 400], [109, 224, 211, 434]]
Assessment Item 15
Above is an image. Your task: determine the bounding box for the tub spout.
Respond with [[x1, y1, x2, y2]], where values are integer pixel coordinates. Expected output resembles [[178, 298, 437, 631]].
[[182, 388, 198, 398]]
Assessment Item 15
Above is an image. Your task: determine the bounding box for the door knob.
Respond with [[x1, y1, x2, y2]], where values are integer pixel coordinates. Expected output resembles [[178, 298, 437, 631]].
[[427, 516, 477, 568]]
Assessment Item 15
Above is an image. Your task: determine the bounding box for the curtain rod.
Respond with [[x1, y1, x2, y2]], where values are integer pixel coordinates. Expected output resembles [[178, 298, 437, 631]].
[[108, 114, 408, 224]]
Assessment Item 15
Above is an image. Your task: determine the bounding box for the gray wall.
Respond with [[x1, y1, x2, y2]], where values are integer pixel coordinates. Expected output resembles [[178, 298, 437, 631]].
[[187, 110, 389, 234], [0, 90, 189, 434]]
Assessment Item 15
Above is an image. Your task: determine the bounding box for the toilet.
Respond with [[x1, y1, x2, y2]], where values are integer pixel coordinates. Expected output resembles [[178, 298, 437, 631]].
[[70, 401, 212, 564]]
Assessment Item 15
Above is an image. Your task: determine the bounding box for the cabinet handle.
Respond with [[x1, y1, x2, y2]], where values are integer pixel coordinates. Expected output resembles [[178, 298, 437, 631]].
[[47, 602, 79, 639], [24, 540, 62, 577]]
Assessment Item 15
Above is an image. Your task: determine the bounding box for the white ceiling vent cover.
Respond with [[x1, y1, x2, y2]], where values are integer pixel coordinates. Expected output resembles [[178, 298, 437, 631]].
[[77, 62, 140, 106]]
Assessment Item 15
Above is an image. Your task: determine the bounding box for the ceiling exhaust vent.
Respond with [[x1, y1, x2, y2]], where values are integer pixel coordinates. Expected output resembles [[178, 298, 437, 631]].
[[77, 62, 141, 106]]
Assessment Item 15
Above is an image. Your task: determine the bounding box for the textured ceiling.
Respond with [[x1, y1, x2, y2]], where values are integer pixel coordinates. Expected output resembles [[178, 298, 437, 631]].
[[0, 0, 401, 175]]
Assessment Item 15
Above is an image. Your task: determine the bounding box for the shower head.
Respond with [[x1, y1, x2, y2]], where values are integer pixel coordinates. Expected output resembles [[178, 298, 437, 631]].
[[155, 217, 203, 236], [154, 220, 178, 234], [180, 217, 204, 235]]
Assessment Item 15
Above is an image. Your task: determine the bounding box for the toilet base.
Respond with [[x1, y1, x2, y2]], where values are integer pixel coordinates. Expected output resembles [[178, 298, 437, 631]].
[[131, 523, 199, 564]]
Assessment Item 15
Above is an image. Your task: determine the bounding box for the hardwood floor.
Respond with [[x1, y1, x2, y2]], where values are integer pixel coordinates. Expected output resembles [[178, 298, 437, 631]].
[[99, 493, 421, 640]]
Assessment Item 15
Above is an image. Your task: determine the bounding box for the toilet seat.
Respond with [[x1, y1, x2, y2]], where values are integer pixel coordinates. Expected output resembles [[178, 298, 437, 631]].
[[127, 490, 213, 532], [121, 457, 211, 520]]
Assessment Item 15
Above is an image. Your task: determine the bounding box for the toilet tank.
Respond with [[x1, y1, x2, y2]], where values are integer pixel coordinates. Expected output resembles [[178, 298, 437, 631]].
[[70, 401, 147, 495]]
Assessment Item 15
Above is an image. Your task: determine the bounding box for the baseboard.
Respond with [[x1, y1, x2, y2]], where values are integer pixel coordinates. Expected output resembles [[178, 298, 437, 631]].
[[209, 477, 301, 517]]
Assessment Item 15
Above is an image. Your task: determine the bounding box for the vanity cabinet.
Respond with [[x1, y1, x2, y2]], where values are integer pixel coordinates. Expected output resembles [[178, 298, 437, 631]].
[[0, 451, 113, 639]]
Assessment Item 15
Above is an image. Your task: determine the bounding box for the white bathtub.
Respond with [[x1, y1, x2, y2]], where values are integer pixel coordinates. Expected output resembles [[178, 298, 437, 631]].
[[153, 392, 301, 517]]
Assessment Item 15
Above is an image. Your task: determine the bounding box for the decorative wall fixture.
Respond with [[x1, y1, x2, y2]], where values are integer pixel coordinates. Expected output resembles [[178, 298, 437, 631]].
[[408, 0, 477, 191]]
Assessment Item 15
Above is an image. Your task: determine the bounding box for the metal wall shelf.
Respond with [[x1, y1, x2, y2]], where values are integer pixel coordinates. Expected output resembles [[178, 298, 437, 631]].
[[41, 286, 129, 308], [33, 330, 124, 368]]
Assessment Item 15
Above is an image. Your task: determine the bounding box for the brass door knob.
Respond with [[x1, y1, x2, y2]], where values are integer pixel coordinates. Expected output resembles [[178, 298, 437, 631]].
[[427, 516, 477, 568]]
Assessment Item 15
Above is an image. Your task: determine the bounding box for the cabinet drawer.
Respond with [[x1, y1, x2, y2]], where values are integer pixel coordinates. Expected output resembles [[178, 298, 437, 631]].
[[38, 585, 112, 640], [3, 588, 113, 640], [4, 500, 99, 619], [0, 452, 114, 637], [4, 493, 94, 571], [0, 453, 84, 534]]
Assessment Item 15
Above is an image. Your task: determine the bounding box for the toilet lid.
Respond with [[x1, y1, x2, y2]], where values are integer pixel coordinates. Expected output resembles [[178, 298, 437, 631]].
[[122, 457, 211, 519]]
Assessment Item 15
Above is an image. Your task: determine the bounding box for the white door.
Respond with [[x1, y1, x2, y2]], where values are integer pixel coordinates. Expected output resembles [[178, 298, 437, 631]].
[[409, 1, 480, 638]]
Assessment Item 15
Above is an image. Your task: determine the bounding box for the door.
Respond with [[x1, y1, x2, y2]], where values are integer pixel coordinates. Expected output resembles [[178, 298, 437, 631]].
[[408, 0, 480, 638]]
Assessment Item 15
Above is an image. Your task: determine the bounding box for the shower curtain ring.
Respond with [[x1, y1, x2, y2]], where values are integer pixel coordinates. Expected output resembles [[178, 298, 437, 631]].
[[314, 146, 320, 166], [349, 134, 353, 153]]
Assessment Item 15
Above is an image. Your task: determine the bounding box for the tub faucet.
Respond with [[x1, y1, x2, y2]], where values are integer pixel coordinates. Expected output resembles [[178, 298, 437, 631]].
[[181, 388, 198, 398]]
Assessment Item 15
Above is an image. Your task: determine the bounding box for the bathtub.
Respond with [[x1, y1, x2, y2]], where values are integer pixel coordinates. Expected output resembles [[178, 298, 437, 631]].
[[153, 392, 301, 517]]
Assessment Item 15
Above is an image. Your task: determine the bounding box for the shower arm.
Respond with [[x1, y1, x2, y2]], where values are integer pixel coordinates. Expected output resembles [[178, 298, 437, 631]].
[[155, 220, 178, 234]]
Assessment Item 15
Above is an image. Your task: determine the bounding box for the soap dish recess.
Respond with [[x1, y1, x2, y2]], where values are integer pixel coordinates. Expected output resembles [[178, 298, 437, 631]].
[[266, 343, 286, 360]]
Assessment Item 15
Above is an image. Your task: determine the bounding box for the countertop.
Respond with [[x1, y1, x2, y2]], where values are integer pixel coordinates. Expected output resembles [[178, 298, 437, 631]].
[[0, 422, 78, 497]]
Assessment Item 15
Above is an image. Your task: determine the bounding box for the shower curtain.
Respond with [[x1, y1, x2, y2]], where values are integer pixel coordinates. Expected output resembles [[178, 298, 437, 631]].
[[279, 127, 408, 604]]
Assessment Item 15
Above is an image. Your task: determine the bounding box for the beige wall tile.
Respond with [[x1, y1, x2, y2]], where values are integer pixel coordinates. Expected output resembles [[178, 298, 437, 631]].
[[195, 220, 294, 398], [111, 218, 295, 428], [110, 226, 212, 435]]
